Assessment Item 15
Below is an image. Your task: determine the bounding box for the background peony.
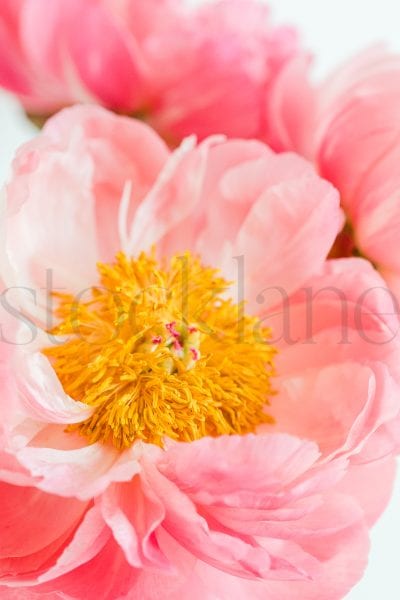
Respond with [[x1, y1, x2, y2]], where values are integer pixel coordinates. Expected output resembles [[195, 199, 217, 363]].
[[269, 45, 400, 309], [0, 106, 399, 598], [0, 0, 303, 145]]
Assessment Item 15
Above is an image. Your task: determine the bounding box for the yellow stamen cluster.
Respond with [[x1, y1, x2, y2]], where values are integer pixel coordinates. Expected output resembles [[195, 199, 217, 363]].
[[44, 251, 275, 449]]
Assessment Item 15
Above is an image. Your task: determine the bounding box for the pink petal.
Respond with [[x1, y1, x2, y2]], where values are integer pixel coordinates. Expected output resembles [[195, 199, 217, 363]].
[[16, 352, 93, 424], [192, 509, 369, 600], [101, 477, 169, 569], [0, 481, 87, 578], [0, 1, 32, 95], [227, 158, 342, 307], [4, 129, 99, 322], [267, 54, 316, 156], [15, 443, 145, 500], [145, 460, 277, 580], [158, 138, 271, 257], [274, 362, 399, 461], [35, 536, 138, 600], [21, 0, 142, 110], [3, 105, 169, 323], [159, 434, 321, 506], [37, 504, 109, 584], [337, 457, 397, 526]]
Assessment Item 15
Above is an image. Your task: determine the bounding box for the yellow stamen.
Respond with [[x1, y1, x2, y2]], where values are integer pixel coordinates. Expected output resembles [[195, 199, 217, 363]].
[[43, 251, 275, 449]]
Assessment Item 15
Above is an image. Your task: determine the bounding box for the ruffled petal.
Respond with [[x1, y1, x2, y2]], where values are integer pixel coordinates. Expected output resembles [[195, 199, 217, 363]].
[[101, 477, 169, 570], [3, 105, 169, 323], [0, 481, 87, 581], [15, 443, 149, 500]]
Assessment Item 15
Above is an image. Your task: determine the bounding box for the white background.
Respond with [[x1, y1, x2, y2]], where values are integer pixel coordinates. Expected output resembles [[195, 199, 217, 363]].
[[1, 0, 400, 597]]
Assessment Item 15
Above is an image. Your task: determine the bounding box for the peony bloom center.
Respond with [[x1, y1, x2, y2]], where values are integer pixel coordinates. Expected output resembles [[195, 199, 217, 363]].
[[43, 251, 275, 449]]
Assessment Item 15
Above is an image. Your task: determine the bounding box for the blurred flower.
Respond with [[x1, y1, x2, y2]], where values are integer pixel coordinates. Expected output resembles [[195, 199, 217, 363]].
[[0, 106, 398, 599], [0, 0, 303, 144], [271, 46, 400, 307]]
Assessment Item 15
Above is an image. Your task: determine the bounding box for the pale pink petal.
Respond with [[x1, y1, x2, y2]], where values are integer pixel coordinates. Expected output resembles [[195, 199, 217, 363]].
[[152, 435, 354, 582], [101, 477, 169, 570], [273, 362, 399, 461], [3, 131, 99, 322], [126, 135, 200, 255], [225, 158, 342, 307], [337, 457, 397, 527], [145, 460, 278, 580], [15, 442, 152, 500], [158, 138, 271, 257], [159, 434, 321, 505], [310, 48, 400, 298], [267, 54, 315, 157], [3, 105, 169, 323], [192, 504, 369, 600], [156, 144, 342, 303], [268, 259, 400, 370], [16, 352, 93, 424], [0, 443, 35, 488], [193, 147, 309, 259]]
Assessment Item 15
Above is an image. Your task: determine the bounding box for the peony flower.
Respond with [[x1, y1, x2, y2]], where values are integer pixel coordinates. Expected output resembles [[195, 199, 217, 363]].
[[0, 105, 399, 599], [0, 0, 303, 144], [269, 46, 400, 306]]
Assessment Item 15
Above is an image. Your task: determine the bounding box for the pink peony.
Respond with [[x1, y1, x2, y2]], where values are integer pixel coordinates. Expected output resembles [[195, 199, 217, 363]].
[[0, 0, 303, 144], [0, 106, 399, 599], [270, 46, 400, 306]]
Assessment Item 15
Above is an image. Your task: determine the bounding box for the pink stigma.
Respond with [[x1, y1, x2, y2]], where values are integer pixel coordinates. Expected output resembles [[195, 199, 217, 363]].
[[190, 347, 200, 361]]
